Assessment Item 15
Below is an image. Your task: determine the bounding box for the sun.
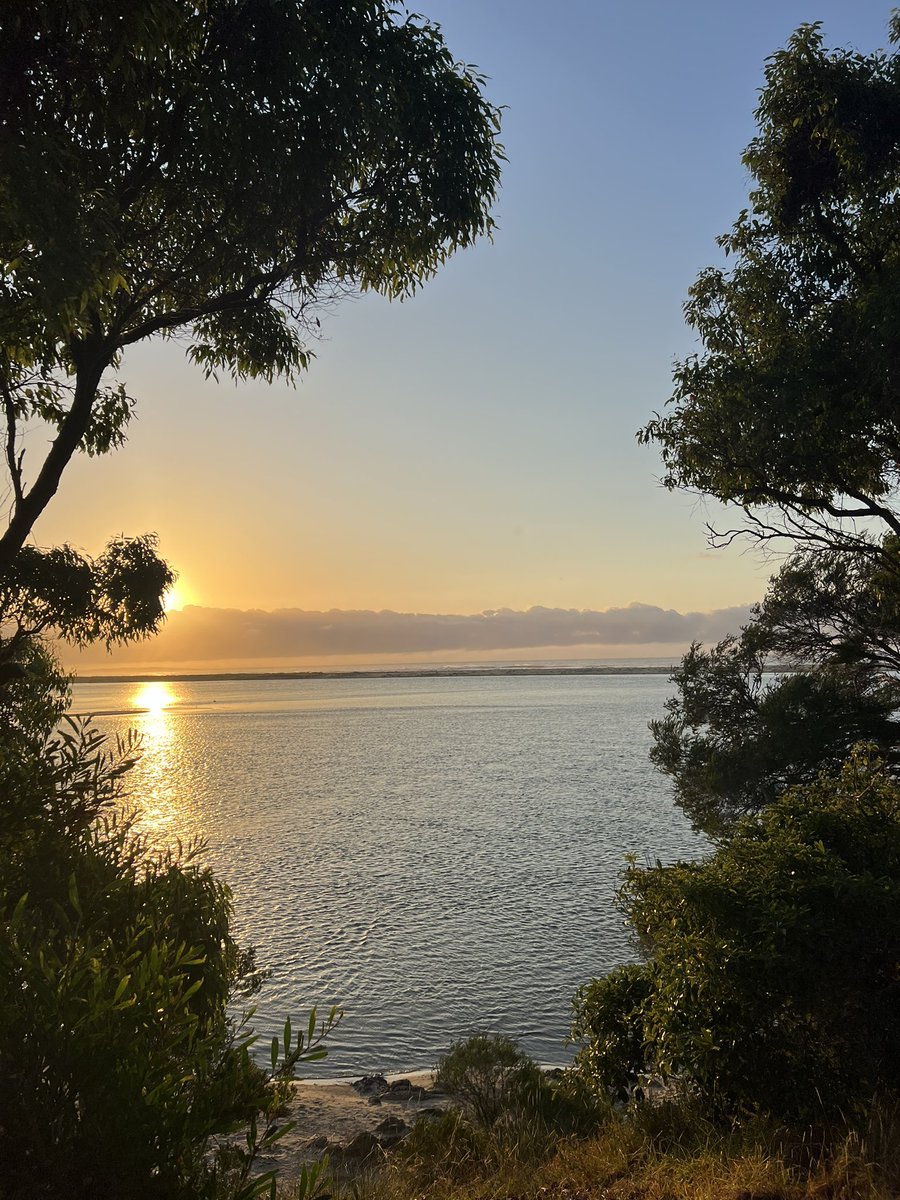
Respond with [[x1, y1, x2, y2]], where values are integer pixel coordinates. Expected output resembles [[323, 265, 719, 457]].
[[163, 580, 197, 612]]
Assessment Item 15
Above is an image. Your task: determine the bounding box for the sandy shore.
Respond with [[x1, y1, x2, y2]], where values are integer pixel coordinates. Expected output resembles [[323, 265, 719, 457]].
[[249, 1071, 453, 1178]]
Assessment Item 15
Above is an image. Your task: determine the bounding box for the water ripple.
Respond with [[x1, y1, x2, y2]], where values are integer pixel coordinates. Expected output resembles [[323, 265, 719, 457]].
[[75, 675, 706, 1077]]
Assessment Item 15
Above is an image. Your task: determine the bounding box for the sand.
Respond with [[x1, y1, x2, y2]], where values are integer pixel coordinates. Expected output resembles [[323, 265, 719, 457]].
[[248, 1071, 453, 1178]]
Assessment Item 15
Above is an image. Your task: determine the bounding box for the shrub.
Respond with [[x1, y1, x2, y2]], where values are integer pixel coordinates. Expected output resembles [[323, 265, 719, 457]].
[[394, 1109, 489, 1185], [436, 1034, 545, 1128], [573, 748, 900, 1122], [572, 964, 653, 1103], [0, 673, 337, 1199]]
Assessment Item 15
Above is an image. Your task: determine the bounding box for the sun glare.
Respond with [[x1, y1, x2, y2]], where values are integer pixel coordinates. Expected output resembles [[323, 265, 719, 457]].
[[133, 681, 176, 713]]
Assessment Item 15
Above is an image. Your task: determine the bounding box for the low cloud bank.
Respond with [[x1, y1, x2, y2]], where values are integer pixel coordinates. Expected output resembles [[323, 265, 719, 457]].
[[67, 601, 754, 665]]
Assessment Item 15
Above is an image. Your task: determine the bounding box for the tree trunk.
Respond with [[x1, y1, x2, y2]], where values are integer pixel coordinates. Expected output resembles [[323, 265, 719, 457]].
[[0, 354, 108, 575]]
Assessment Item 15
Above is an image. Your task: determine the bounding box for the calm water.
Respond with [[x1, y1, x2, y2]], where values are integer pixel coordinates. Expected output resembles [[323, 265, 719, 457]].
[[71, 674, 706, 1076]]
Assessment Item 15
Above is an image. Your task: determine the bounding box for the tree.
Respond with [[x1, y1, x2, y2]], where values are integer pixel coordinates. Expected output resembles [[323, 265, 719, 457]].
[[0, 4, 498, 1189], [573, 751, 900, 1122], [578, 16, 900, 1127], [640, 17, 900, 562], [649, 555, 900, 836], [0, 0, 503, 574], [638, 16, 900, 832]]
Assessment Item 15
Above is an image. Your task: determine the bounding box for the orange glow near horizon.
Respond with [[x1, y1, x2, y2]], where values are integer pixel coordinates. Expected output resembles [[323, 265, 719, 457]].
[[163, 579, 200, 613]]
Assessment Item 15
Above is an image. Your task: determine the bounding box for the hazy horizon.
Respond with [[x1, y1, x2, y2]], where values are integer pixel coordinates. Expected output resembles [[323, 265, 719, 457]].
[[60, 598, 753, 674]]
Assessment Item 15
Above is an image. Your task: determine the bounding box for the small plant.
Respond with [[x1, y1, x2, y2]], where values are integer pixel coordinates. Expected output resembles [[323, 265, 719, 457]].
[[435, 1034, 544, 1127]]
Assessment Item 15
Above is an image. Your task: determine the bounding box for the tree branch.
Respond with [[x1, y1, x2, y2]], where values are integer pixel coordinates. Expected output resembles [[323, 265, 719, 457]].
[[1, 378, 24, 509]]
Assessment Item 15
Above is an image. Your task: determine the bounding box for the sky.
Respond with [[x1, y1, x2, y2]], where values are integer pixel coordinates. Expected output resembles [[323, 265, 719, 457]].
[[43, 1, 896, 670]]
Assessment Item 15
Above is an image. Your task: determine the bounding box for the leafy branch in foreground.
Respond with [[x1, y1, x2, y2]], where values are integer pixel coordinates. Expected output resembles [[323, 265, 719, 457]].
[[0, 690, 340, 1199]]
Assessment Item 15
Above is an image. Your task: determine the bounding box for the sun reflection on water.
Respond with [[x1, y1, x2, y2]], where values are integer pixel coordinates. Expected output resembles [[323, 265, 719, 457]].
[[132, 680, 176, 714], [128, 682, 181, 836]]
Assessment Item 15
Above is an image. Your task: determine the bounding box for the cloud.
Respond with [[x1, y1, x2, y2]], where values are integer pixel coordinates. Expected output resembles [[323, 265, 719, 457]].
[[65, 601, 755, 665]]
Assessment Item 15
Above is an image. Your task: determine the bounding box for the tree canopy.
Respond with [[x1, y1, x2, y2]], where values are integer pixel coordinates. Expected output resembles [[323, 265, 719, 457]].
[[640, 19, 900, 559], [650, 623, 900, 836], [0, 0, 503, 575], [0, 9, 499, 1188], [637, 17, 900, 833]]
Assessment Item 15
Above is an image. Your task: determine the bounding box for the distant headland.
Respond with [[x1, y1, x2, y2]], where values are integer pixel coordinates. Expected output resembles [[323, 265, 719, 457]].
[[72, 663, 791, 684]]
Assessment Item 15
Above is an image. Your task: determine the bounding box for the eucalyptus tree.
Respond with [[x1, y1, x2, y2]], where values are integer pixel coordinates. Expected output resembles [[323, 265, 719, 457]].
[[0, 0, 503, 596], [641, 17, 900, 561], [640, 17, 900, 832]]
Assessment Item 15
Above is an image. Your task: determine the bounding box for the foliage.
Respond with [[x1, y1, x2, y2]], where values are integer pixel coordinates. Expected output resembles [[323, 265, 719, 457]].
[[393, 1058, 604, 1196], [436, 1035, 545, 1128], [0, 662, 340, 1199], [639, 18, 900, 560], [573, 750, 900, 1122], [393, 1109, 490, 1186], [650, 631, 900, 837], [0, 0, 503, 571], [753, 541, 900, 673], [0, 535, 175, 651], [638, 14, 900, 834], [571, 964, 653, 1103], [332, 1094, 900, 1200]]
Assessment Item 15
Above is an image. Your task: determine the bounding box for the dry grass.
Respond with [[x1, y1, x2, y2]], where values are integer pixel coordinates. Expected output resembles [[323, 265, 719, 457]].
[[294, 1096, 900, 1200]]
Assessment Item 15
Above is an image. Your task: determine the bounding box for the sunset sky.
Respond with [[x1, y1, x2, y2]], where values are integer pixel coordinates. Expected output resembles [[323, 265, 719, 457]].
[[42, 0, 894, 669]]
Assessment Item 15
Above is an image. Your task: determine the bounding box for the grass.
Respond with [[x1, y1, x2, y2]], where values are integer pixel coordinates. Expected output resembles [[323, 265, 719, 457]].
[[284, 1093, 900, 1200]]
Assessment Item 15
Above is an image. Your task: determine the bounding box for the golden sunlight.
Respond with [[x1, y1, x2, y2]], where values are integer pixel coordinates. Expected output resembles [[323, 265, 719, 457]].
[[163, 586, 183, 612], [132, 681, 176, 713]]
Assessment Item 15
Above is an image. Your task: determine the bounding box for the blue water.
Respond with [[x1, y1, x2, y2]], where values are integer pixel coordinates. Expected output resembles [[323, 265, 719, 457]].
[[72, 673, 705, 1077]]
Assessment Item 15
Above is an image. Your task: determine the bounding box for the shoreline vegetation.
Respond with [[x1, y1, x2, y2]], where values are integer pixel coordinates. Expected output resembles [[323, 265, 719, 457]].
[[271, 1056, 900, 1200]]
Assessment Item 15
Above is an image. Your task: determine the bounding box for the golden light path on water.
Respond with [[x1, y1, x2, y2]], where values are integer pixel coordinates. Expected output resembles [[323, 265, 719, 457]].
[[127, 681, 184, 838]]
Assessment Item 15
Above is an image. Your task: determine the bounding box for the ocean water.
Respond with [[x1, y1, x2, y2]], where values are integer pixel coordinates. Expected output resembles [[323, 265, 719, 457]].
[[71, 673, 706, 1077]]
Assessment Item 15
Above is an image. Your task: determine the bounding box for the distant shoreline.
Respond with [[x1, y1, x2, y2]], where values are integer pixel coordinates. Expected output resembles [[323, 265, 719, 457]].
[[73, 665, 680, 684], [71, 663, 791, 684]]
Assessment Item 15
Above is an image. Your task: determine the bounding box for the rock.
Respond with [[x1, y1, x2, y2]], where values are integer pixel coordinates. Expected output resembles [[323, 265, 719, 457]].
[[305, 1134, 330, 1150], [367, 1094, 382, 1106], [374, 1115, 408, 1136], [417, 1106, 445, 1120], [342, 1131, 381, 1160], [351, 1073, 388, 1096], [387, 1079, 427, 1099]]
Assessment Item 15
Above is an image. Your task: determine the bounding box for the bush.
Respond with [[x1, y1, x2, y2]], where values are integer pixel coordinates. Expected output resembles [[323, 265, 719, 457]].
[[0, 664, 337, 1199], [436, 1034, 545, 1128], [572, 964, 653, 1104], [573, 748, 900, 1122]]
